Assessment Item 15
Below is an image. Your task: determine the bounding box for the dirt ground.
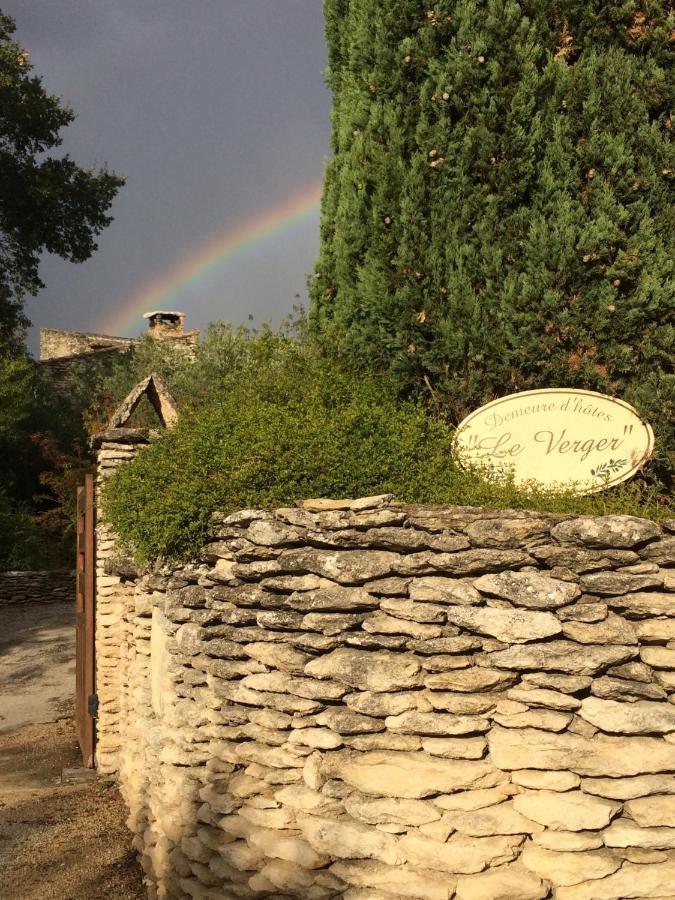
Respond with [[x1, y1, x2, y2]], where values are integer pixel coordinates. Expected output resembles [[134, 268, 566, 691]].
[[0, 602, 146, 899], [0, 602, 77, 733]]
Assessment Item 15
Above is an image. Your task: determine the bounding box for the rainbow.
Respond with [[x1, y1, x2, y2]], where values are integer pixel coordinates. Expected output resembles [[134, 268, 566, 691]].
[[97, 180, 323, 336]]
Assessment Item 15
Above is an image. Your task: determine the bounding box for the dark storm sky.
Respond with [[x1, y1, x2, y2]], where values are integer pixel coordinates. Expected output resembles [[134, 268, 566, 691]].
[[8, 1, 331, 353]]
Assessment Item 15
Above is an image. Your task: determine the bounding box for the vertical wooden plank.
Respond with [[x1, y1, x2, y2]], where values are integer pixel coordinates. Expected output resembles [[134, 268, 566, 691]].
[[83, 473, 96, 767], [75, 476, 96, 768]]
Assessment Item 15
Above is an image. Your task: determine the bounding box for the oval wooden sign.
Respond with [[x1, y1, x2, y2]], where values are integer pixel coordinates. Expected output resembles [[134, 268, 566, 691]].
[[453, 389, 654, 494]]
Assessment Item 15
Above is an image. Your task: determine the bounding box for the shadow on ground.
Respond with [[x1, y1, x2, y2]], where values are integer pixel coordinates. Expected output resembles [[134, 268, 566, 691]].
[[0, 719, 145, 900]]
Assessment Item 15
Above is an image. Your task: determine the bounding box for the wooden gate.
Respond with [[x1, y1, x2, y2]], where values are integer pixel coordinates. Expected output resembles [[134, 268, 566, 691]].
[[75, 473, 96, 767]]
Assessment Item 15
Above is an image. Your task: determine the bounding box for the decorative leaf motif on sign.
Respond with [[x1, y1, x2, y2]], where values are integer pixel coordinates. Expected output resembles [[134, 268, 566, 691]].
[[591, 459, 628, 478]]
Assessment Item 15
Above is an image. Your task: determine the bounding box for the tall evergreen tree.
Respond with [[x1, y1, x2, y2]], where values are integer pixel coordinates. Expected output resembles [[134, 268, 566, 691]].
[[311, 0, 674, 484]]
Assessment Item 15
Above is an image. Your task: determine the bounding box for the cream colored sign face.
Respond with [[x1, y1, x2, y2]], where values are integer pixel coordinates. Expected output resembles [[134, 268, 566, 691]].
[[454, 389, 653, 493]]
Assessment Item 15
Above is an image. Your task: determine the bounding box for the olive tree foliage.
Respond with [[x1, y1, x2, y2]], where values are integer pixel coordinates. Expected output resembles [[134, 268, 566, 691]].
[[0, 11, 124, 344]]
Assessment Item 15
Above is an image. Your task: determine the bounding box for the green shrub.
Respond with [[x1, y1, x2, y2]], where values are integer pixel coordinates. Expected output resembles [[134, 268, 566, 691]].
[[103, 334, 672, 562]]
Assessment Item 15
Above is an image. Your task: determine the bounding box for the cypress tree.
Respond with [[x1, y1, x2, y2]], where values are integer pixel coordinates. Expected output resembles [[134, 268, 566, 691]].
[[311, 0, 674, 485]]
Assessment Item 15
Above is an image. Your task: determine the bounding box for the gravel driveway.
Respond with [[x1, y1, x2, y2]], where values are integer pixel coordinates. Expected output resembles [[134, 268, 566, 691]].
[[0, 601, 145, 898]]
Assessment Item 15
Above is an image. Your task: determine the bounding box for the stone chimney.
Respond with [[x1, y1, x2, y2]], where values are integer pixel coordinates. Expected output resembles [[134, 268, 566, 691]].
[[143, 310, 186, 341]]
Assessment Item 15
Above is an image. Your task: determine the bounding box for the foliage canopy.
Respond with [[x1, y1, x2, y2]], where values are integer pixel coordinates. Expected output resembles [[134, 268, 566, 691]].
[[310, 0, 674, 486], [0, 11, 123, 342], [103, 327, 670, 563]]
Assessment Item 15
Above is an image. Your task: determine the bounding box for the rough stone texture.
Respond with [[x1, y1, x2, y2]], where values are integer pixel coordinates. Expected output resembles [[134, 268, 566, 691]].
[[93, 492, 673, 899], [0, 569, 74, 605]]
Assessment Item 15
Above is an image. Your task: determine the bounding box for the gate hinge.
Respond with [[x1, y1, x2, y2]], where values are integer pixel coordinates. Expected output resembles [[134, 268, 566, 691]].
[[87, 693, 99, 718]]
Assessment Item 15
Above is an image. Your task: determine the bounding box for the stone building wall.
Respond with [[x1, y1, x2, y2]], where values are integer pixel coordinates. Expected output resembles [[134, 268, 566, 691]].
[[0, 569, 74, 605], [95, 489, 675, 899]]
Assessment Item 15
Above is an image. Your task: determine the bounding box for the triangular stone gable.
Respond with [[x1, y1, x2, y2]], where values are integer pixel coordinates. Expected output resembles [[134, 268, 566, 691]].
[[107, 372, 179, 429]]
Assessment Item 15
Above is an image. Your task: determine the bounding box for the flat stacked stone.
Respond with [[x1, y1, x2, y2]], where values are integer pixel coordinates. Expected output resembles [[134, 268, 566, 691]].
[[96, 493, 675, 898]]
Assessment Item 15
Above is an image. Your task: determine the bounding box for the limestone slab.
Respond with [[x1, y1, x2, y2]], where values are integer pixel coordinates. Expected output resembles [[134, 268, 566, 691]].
[[454, 861, 546, 899], [485, 640, 635, 674], [520, 844, 621, 886], [579, 697, 675, 734], [320, 750, 505, 799], [443, 606, 561, 643], [513, 790, 620, 831], [488, 726, 675, 776], [299, 814, 405, 865], [305, 648, 422, 692], [551, 516, 661, 549], [474, 571, 579, 608], [399, 832, 522, 875]]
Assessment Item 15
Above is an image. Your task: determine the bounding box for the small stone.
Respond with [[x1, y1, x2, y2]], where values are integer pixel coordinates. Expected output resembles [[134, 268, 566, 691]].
[[434, 785, 517, 811], [302, 612, 366, 634], [288, 728, 343, 749], [640, 536, 675, 564], [520, 844, 621, 886], [454, 861, 547, 899], [607, 661, 653, 682], [625, 795, 675, 827], [420, 655, 473, 672], [343, 794, 440, 826], [465, 518, 552, 549], [408, 578, 483, 605], [274, 784, 343, 816], [444, 606, 561, 643], [641, 646, 675, 669], [513, 790, 620, 831], [332, 860, 455, 900], [316, 709, 385, 735], [602, 818, 675, 849], [474, 571, 579, 609], [386, 711, 489, 736], [320, 750, 505, 799], [399, 832, 523, 875], [558, 603, 608, 623], [280, 548, 401, 584], [379, 598, 448, 623], [506, 687, 581, 711], [347, 734, 421, 752], [533, 830, 604, 851], [442, 800, 543, 837], [299, 814, 405, 865], [581, 774, 675, 800], [489, 726, 675, 777], [287, 586, 379, 612], [242, 671, 348, 700], [345, 690, 422, 717], [425, 667, 516, 692], [610, 592, 675, 617], [579, 696, 675, 734], [493, 709, 572, 732], [551, 516, 661, 549], [365, 577, 410, 596], [424, 692, 501, 714], [485, 640, 635, 675], [562, 613, 637, 645], [305, 648, 421, 692], [407, 636, 482, 655], [580, 571, 664, 595], [522, 673, 592, 693], [249, 828, 329, 868], [421, 737, 487, 759], [362, 612, 443, 639], [512, 770, 580, 791], [590, 676, 667, 702]]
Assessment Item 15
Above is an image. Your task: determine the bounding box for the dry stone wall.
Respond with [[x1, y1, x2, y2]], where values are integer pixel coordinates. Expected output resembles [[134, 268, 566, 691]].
[[98, 493, 675, 900], [0, 569, 74, 605]]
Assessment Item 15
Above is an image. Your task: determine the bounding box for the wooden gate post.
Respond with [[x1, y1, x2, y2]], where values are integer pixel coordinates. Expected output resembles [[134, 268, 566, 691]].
[[75, 472, 96, 767]]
